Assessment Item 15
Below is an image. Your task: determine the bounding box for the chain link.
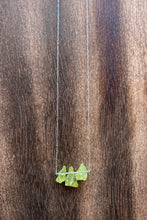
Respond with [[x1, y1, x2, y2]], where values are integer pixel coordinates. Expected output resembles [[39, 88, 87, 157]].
[[56, 0, 91, 174]]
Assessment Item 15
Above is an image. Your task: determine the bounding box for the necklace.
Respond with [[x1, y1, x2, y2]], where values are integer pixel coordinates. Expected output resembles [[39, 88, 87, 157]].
[[55, 0, 91, 188]]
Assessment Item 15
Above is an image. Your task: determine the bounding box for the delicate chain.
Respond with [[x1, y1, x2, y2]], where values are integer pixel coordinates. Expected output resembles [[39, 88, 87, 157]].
[[56, 0, 60, 174], [56, 0, 90, 174], [86, 0, 91, 172]]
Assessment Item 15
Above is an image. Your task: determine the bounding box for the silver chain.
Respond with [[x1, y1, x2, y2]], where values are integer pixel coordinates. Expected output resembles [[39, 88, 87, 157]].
[[56, 0, 91, 175]]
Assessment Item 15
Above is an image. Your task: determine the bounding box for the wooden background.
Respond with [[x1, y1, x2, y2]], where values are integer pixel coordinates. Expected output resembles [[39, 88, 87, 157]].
[[0, 0, 146, 219]]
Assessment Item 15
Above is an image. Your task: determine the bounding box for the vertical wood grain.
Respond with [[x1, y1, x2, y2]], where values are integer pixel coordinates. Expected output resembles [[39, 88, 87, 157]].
[[0, 0, 146, 219], [97, 0, 134, 219]]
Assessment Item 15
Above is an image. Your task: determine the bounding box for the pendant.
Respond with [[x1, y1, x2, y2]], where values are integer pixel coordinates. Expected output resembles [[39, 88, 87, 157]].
[[56, 163, 88, 188]]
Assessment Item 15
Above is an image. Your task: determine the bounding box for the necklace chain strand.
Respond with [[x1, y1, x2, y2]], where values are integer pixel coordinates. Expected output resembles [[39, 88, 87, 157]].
[[56, 0, 91, 174]]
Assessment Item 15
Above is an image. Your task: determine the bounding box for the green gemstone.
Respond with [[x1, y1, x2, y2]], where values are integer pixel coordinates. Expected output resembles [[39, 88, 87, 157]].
[[75, 163, 87, 181], [56, 165, 66, 183], [65, 167, 78, 188]]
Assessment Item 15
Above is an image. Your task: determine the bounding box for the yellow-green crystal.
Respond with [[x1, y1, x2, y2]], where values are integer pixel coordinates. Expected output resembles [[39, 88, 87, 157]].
[[65, 167, 78, 188], [56, 165, 66, 183], [75, 163, 87, 181]]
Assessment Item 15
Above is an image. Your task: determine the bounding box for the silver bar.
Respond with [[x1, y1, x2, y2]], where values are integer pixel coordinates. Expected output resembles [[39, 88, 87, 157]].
[[56, 170, 91, 175]]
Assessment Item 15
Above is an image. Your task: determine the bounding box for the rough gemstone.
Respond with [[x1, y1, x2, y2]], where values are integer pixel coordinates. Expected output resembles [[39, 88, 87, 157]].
[[56, 165, 66, 183], [75, 163, 87, 181], [65, 167, 78, 188]]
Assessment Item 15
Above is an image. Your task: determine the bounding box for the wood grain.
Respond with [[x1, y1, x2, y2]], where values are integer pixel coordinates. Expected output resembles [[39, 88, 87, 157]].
[[0, 0, 146, 219]]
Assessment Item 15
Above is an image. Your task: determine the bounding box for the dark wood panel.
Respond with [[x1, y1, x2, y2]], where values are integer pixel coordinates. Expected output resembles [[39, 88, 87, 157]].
[[0, 0, 146, 219]]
